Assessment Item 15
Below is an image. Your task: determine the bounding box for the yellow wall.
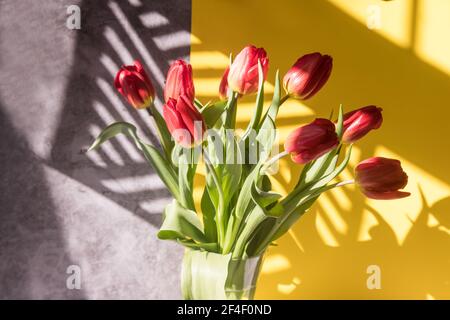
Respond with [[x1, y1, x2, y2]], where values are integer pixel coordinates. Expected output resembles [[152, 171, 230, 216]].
[[191, 0, 450, 299]]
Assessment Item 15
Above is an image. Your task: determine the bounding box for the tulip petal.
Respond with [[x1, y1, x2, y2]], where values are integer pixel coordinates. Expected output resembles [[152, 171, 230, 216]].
[[362, 190, 411, 200], [134, 60, 154, 92], [219, 66, 230, 100], [303, 55, 332, 100], [285, 118, 338, 164], [228, 45, 268, 95], [114, 61, 155, 109], [355, 157, 410, 199], [342, 106, 383, 143], [283, 52, 332, 100], [163, 98, 189, 136], [164, 60, 195, 102], [177, 95, 205, 144], [114, 68, 124, 95]]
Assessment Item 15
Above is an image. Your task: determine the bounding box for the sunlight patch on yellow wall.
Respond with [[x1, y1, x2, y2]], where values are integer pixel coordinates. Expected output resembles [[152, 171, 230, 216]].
[[316, 209, 340, 247], [277, 100, 315, 119], [357, 208, 386, 242], [426, 293, 436, 300], [195, 80, 275, 98], [268, 178, 286, 197], [414, 0, 450, 75], [194, 78, 224, 97], [277, 277, 301, 295], [327, 0, 412, 48], [193, 166, 205, 213], [260, 254, 291, 274], [190, 50, 229, 69], [438, 226, 450, 236], [268, 159, 292, 193], [288, 229, 305, 253], [338, 167, 354, 184], [329, 185, 353, 212], [318, 193, 349, 235], [348, 145, 362, 167], [191, 33, 202, 45]]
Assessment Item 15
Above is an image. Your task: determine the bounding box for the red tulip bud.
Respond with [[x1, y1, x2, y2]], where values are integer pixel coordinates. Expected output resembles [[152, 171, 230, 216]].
[[163, 94, 206, 148], [283, 52, 332, 100], [114, 60, 155, 109], [342, 106, 383, 143], [219, 66, 230, 100], [284, 118, 339, 164], [355, 157, 410, 200], [228, 45, 269, 95], [164, 60, 195, 102]]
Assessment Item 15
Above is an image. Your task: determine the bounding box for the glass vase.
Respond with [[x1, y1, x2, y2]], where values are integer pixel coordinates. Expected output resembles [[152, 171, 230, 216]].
[[181, 248, 264, 300]]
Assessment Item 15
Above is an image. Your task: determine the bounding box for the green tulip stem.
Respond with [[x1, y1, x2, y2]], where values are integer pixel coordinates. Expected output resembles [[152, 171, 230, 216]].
[[224, 92, 239, 129], [146, 107, 173, 161], [203, 149, 226, 251], [253, 178, 355, 256], [335, 179, 355, 187], [261, 150, 289, 173], [262, 94, 290, 127], [279, 95, 289, 105]]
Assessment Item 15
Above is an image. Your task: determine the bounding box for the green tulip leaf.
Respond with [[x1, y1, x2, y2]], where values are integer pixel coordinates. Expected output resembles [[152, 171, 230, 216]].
[[281, 144, 352, 214], [269, 194, 320, 243], [311, 144, 352, 190], [220, 129, 243, 203], [177, 239, 218, 252], [232, 206, 267, 258], [172, 144, 199, 211], [255, 117, 277, 164], [233, 161, 264, 226], [201, 187, 218, 243], [201, 100, 228, 128], [303, 148, 339, 184], [336, 104, 344, 140], [262, 69, 281, 124], [158, 200, 207, 243], [251, 169, 283, 217], [149, 108, 174, 161], [242, 60, 265, 141], [222, 159, 264, 254], [194, 98, 205, 110], [205, 129, 242, 206], [88, 121, 180, 201]]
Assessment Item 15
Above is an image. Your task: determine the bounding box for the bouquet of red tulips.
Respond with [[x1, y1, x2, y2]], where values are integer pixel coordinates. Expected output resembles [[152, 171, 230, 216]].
[[89, 45, 410, 300]]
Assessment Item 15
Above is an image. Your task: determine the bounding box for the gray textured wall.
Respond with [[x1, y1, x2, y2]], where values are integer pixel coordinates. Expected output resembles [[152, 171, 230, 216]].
[[0, 0, 191, 299]]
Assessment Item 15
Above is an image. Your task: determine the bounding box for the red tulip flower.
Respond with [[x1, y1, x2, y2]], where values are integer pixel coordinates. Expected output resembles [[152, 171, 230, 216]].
[[219, 66, 230, 100], [164, 60, 195, 102], [342, 106, 383, 143], [284, 118, 339, 164], [163, 94, 206, 148], [355, 157, 410, 200], [283, 52, 332, 100], [228, 45, 269, 95], [114, 60, 155, 109]]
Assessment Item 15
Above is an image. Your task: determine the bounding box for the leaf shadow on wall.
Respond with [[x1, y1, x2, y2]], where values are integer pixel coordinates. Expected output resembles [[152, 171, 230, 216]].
[[191, 0, 450, 298], [0, 106, 86, 299], [50, 0, 192, 227]]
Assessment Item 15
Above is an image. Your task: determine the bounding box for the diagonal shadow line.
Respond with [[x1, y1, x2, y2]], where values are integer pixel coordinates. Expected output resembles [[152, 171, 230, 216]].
[[192, 0, 450, 184], [189, 0, 450, 298], [0, 104, 86, 299], [192, 0, 449, 244], [49, 0, 192, 227], [409, 0, 419, 51]]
